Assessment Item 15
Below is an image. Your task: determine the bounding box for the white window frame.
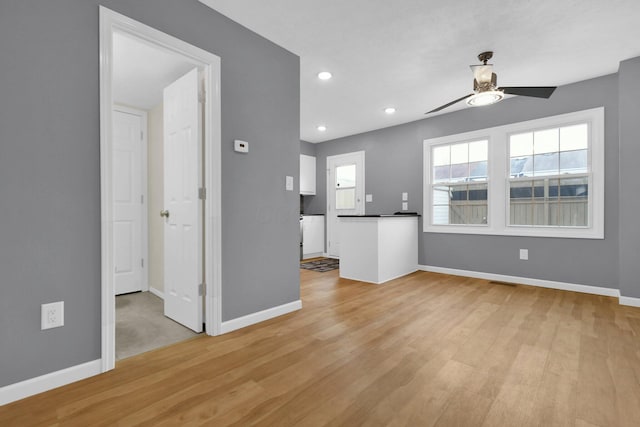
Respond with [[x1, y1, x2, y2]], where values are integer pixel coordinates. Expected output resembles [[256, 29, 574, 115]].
[[423, 107, 604, 239]]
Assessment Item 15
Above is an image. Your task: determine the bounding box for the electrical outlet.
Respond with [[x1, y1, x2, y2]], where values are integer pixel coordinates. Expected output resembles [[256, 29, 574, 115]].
[[519, 249, 529, 260], [41, 301, 64, 330], [402, 202, 408, 211]]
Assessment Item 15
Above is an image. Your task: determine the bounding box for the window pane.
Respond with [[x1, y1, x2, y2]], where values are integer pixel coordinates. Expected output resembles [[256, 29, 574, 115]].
[[432, 205, 450, 225], [450, 143, 468, 164], [432, 183, 487, 225], [534, 128, 559, 154], [469, 140, 488, 162], [469, 161, 487, 180], [559, 176, 589, 197], [509, 177, 588, 226], [510, 156, 533, 177], [560, 124, 588, 151], [335, 188, 355, 209], [336, 164, 356, 188], [468, 183, 488, 201], [510, 179, 543, 225], [547, 179, 559, 200], [433, 145, 450, 166], [434, 165, 450, 182], [450, 163, 469, 181], [510, 180, 532, 199], [560, 149, 587, 173], [533, 152, 559, 176], [510, 132, 533, 157], [531, 179, 548, 199]]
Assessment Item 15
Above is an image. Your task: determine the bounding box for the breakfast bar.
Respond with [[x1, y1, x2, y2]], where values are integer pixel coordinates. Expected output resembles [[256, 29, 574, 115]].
[[338, 214, 419, 284]]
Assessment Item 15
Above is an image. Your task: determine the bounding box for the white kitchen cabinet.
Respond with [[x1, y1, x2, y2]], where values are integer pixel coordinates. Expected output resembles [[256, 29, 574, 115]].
[[302, 215, 324, 258], [300, 154, 316, 195]]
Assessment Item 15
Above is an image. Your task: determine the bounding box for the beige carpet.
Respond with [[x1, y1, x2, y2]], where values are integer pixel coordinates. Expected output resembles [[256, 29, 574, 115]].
[[116, 291, 199, 360]]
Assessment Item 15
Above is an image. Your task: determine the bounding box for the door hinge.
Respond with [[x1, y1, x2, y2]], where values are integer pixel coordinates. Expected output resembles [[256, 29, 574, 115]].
[[199, 187, 207, 200], [141, 194, 144, 204], [140, 130, 144, 141], [141, 258, 144, 268], [198, 90, 206, 104], [198, 283, 206, 296]]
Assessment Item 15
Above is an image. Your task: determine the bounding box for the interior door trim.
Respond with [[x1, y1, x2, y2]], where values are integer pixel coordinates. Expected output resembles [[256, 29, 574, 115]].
[[99, 6, 222, 372]]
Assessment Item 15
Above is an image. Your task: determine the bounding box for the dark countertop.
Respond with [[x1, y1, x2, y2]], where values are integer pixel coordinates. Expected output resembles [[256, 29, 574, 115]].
[[338, 213, 420, 218]]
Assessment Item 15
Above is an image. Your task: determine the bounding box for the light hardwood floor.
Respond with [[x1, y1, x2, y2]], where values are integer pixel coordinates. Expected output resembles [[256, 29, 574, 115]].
[[2, 268, 640, 426]]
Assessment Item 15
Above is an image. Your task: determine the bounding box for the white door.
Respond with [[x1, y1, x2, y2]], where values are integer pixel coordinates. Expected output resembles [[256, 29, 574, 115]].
[[327, 151, 365, 257], [113, 108, 145, 295], [162, 68, 203, 332]]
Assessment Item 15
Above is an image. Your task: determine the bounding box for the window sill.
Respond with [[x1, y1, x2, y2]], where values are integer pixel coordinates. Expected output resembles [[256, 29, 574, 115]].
[[423, 224, 603, 239]]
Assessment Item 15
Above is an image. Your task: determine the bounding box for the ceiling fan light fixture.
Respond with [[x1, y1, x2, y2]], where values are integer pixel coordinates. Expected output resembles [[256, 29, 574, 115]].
[[466, 90, 504, 107]]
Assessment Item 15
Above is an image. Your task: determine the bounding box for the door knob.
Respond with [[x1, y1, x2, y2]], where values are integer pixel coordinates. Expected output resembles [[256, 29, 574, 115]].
[[160, 210, 170, 218]]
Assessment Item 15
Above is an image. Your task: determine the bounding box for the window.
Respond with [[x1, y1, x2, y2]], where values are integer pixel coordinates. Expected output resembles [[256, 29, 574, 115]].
[[335, 163, 356, 210], [509, 124, 589, 227], [431, 140, 488, 225], [423, 108, 604, 239]]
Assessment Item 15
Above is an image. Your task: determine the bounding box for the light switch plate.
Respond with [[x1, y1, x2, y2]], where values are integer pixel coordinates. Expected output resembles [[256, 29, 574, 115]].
[[285, 175, 294, 191], [366, 194, 373, 202], [402, 202, 408, 211], [519, 249, 529, 260], [402, 192, 408, 201]]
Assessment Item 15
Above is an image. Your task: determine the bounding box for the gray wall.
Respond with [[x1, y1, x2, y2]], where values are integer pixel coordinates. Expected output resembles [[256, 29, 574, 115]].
[[308, 73, 622, 291], [300, 140, 317, 156], [618, 57, 640, 298], [0, 0, 299, 387]]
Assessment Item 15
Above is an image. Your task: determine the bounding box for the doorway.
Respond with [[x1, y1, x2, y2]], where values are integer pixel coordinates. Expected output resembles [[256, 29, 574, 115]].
[[326, 151, 365, 258], [100, 7, 222, 372]]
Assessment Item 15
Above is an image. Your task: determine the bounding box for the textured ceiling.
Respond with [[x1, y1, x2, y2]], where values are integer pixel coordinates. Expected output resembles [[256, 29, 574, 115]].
[[200, 0, 640, 143]]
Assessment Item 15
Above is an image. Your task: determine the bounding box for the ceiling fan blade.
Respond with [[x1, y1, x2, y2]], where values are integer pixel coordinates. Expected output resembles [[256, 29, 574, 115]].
[[500, 86, 556, 98], [426, 93, 474, 114]]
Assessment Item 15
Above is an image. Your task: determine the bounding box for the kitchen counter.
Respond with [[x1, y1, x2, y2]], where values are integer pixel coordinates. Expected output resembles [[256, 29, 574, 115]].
[[338, 213, 420, 218], [338, 215, 418, 284]]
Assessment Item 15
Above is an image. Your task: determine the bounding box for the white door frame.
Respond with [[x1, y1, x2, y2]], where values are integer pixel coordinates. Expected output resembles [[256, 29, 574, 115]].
[[326, 151, 365, 258], [99, 6, 222, 372], [112, 105, 149, 294]]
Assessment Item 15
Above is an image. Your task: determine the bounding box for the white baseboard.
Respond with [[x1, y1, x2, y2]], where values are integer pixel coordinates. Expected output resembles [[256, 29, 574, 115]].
[[302, 252, 324, 260], [0, 359, 101, 406], [220, 300, 302, 334], [619, 296, 640, 307], [148, 286, 164, 300], [418, 265, 620, 298]]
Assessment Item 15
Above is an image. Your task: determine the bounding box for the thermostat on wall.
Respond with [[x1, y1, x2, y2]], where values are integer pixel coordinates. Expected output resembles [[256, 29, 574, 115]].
[[234, 140, 249, 153]]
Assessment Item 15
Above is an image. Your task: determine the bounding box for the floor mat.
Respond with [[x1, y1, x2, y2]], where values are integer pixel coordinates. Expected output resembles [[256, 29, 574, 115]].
[[300, 258, 339, 272]]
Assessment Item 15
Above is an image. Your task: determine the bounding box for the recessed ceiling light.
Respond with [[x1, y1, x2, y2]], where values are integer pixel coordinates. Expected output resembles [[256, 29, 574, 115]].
[[317, 125, 327, 132], [317, 71, 332, 80], [384, 107, 396, 114]]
